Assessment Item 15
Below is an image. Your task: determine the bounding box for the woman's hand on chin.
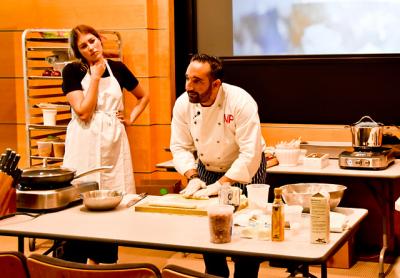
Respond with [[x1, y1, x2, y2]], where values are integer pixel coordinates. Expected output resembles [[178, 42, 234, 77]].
[[90, 58, 106, 80]]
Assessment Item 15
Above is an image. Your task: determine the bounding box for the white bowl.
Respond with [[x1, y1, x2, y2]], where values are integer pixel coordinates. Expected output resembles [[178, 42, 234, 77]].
[[274, 148, 301, 166]]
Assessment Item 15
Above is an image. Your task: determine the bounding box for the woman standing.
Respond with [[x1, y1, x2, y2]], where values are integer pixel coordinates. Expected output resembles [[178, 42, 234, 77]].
[[62, 25, 149, 194], [60, 25, 149, 264]]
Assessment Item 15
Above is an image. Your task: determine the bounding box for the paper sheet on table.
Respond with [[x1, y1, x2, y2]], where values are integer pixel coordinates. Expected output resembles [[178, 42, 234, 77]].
[[330, 211, 348, 233], [234, 210, 348, 233]]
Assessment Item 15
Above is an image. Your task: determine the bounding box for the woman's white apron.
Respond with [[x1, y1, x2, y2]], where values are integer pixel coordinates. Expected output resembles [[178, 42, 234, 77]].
[[63, 61, 135, 193]]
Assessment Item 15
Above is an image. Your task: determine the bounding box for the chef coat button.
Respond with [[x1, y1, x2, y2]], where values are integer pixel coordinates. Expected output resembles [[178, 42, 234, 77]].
[[195, 138, 199, 142], [194, 121, 197, 124], [218, 122, 221, 125]]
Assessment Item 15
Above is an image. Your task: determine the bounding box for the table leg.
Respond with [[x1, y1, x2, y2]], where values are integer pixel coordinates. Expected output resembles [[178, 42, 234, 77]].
[[379, 212, 388, 277], [321, 263, 327, 278], [366, 179, 395, 278], [18, 236, 24, 253]]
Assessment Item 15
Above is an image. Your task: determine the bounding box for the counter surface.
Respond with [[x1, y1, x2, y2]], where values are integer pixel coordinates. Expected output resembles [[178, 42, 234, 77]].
[[267, 159, 400, 178]]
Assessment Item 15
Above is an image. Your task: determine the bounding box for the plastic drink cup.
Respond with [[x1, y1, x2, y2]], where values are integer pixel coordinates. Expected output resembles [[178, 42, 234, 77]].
[[246, 184, 270, 210], [42, 109, 57, 126], [52, 142, 65, 158], [207, 204, 234, 243]]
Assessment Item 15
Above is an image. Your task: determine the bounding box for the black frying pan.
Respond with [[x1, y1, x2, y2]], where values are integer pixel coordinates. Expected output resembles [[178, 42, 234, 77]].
[[19, 166, 112, 189]]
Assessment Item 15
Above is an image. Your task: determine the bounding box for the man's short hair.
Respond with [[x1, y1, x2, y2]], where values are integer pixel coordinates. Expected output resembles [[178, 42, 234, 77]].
[[190, 54, 224, 81]]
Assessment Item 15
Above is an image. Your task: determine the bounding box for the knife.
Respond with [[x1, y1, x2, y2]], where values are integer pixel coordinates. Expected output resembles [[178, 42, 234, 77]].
[[0, 154, 6, 170], [3, 151, 16, 175], [1, 148, 12, 172], [7, 154, 20, 176], [126, 192, 148, 208]]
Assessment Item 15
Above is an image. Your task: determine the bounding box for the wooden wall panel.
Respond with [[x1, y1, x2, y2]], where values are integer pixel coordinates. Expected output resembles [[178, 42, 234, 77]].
[[126, 125, 152, 173], [0, 0, 148, 29], [126, 124, 172, 173], [261, 124, 352, 146], [14, 80, 25, 124], [123, 77, 172, 125], [121, 29, 171, 77], [123, 78, 151, 125], [120, 30, 149, 77], [0, 124, 18, 155], [148, 0, 170, 29], [0, 32, 22, 77], [148, 29, 171, 77], [148, 78, 173, 123], [0, 79, 17, 122]]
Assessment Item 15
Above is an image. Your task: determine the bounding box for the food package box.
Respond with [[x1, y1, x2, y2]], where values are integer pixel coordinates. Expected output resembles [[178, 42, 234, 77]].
[[310, 192, 330, 244], [303, 153, 329, 168]]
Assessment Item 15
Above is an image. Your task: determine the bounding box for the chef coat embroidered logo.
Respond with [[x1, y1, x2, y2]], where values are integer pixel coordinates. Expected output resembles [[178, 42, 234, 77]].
[[224, 114, 234, 123]]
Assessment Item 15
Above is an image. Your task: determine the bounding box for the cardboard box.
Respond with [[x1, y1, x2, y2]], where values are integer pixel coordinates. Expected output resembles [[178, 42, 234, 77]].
[[136, 179, 182, 196], [303, 153, 329, 168], [327, 230, 357, 269], [310, 192, 330, 244]]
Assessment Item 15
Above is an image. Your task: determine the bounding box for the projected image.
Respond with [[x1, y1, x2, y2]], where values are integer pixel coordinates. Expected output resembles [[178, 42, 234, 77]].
[[233, 0, 400, 55]]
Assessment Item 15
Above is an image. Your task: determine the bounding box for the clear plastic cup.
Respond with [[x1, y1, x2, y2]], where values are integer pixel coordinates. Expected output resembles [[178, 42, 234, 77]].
[[246, 184, 270, 210], [37, 141, 53, 157], [42, 109, 57, 126], [52, 141, 65, 158], [207, 204, 234, 243]]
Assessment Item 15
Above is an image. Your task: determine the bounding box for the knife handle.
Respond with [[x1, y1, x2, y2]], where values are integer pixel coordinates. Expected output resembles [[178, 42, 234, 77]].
[[11, 168, 23, 188], [1, 149, 12, 172], [8, 154, 20, 176], [0, 154, 5, 170], [3, 151, 16, 174]]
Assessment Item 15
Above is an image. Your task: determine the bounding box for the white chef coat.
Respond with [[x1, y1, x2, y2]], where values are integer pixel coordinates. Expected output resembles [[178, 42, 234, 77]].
[[170, 83, 266, 184], [63, 61, 135, 193]]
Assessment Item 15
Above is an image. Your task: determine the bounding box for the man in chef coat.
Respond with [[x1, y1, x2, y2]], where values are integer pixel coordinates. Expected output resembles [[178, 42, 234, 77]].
[[170, 53, 267, 278]]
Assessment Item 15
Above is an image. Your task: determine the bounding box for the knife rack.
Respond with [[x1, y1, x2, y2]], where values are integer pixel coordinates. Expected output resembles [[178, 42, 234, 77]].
[[0, 149, 21, 216], [22, 29, 122, 167]]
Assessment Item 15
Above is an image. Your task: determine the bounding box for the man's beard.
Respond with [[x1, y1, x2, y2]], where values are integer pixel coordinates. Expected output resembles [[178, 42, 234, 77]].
[[187, 84, 212, 104], [187, 91, 200, 103]]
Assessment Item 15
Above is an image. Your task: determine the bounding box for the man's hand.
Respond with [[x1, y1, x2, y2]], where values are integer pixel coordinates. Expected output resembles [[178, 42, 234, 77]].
[[180, 178, 206, 198], [193, 181, 222, 199]]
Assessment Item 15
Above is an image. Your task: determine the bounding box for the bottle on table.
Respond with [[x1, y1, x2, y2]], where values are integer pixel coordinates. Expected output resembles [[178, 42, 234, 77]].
[[271, 187, 285, 241]]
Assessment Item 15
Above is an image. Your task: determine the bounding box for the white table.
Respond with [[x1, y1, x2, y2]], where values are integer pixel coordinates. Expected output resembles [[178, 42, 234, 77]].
[[267, 159, 400, 278], [0, 198, 367, 278], [267, 159, 400, 178]]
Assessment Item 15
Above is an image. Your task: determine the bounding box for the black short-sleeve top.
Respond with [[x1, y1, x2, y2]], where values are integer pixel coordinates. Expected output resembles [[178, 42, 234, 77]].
[[61, 59, 139, 95]]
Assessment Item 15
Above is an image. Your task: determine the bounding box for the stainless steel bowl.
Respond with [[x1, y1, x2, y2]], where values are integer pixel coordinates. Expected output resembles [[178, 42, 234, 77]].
[[81, 190, 123, 211], [281, 183, 346, 212]]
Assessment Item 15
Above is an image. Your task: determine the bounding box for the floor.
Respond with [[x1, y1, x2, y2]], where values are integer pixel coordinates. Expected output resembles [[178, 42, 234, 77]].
[[1, 236, 399, 277]]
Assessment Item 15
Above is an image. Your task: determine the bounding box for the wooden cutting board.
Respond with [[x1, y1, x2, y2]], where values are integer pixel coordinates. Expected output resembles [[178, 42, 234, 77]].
[[134, 194, 248, 216], [134, 194, 218, 216]]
